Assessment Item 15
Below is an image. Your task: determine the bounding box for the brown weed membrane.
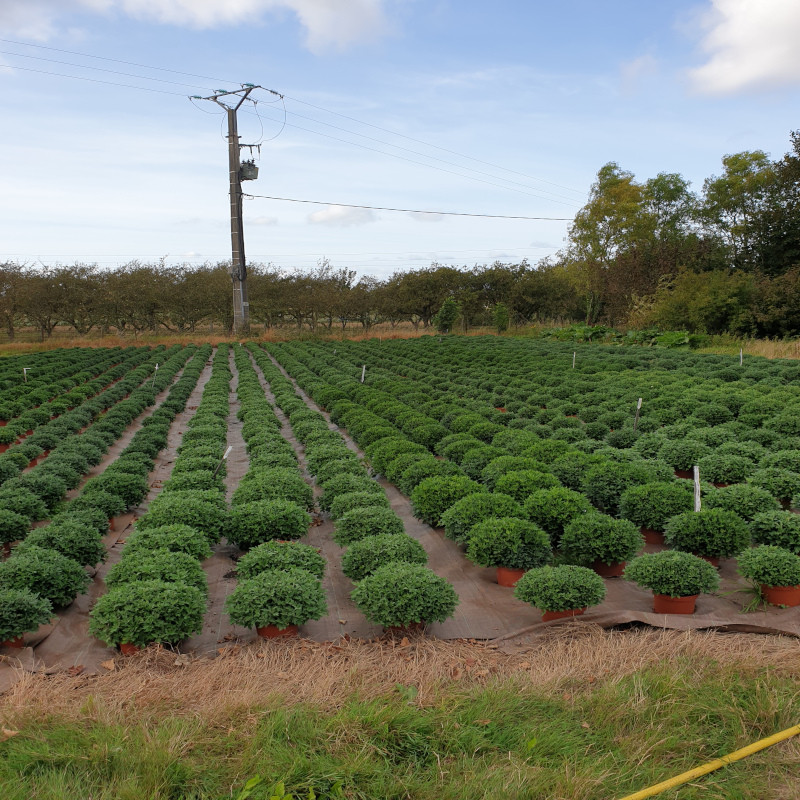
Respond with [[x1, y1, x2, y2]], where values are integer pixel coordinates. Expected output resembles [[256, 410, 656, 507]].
[[3, 626, 800, 725]]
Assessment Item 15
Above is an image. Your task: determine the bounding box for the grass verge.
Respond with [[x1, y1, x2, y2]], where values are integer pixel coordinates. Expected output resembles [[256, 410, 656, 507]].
[[1, 628, 799, 799]]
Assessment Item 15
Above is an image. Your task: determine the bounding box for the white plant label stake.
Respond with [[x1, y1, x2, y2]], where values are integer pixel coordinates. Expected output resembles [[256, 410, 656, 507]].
[[693, 465, 702, 512], [22, 367, 31, 383], [361, 364, 366, 383], [740, 348, 743, 366], [213, 445, 233, 477], [633, 397, 643, 432], [572, 352, 576, 369]]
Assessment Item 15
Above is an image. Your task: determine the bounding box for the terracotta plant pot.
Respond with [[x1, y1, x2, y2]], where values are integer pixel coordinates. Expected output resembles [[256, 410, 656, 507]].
[[27, 459, 37, 469], [542, 607, 586, 622], [1, 636, 24, 649], [591, 560, 626, 578], [0, 420, 6, 427], [2, 541, 13, 559], [256, 624, 299, 639], [496, 566, 526, 587], [640, 527, 665, 545], [674, 469, 692, 479], [0, 444, 8, 454], [384, 622, 425, 635], [108, 517, 116, 532], [119, 642, 142, 655], [653, 593, 699, 614], [761, 584, 800, 608], [695, 554, 721, 568], [712, 482, 730, 488]]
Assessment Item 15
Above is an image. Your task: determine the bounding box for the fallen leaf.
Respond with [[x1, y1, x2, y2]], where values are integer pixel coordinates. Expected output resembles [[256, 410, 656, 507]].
[[1, 728, 19, 741], [581, 722, 590, 729], [451, 666, 463, 680], [562, 692, 572, 701], [100, 659, 116, 672], [464, 657, 476, 667], [400, 637, 410, 647], [476, 719, 491, 726], [67, 665, 84, 676], [338, 619, 347, 625]]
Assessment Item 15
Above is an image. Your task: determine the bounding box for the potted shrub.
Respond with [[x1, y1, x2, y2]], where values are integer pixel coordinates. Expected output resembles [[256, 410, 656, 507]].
[[122, 524, 213, 561], [659, 439, 712, 478], [15, 520, 106, 567], [493, 470, 560, 503], [749, 468, 800, 508], [624, 550, 721, 614], [559, 512, 644, 577], [513, 565, 606, 621], [737, 545, 800, 607], [332, 506, 405, 546], [237, 541, 326, 581], [702, 484, 781, 521], [0, 545, 90, 608], [410, 476, 486, 527], [466, 517, 551, 586], [105, 549, 208, 595], [233, 469, 315, 511], [351, 562, 458, 631], [0, 509, 29, 558], [440, 492, 523, 545], [663, 509, 751, 565], [697, 454, 753, 487], [0, 588, 53, 648], [618, 481, 694, 544], [137, 493, 230, 544], [225, 568, 327, 638], [317, 473, 383, 511], [341, 533, 428, 582], [89, 579, 206, 654], [522, 487, 592, 544], [750, 511, 800, 554], [397, 458, 464, 496]]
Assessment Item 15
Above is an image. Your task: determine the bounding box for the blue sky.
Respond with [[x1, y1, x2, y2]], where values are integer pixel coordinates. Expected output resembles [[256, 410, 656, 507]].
[[1, 0, 799, 279]]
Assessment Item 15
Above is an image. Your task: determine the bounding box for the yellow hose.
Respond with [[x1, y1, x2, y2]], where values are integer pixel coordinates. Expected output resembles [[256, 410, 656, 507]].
[[617, 723, 800, 800]]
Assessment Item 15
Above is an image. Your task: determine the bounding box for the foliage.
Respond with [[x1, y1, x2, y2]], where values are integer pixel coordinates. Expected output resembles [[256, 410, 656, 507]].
[[737, 545, 800, 587], [332, 506, 406, 546], [466, 517, 552, 570], [410, 476, 486, 527], [702, 484, 781, 521], [319, 473, 383, 511], [0, 509, 30, 545], [624, 550, 721, 597], [439, 492, 523, 545], [237, 541, 326, 581], [750, 511, 800, 554], [559, 512, 644, 566], [523, 487, 593, 543], [228, 500, 311, 549], [749, 468, 800, 502], [697, 454, 753, 485], [493, 470, 560, 502], [17, 520, 106, 567], [341, 533, 428, 581], [83, 472, 149, 509], [0, 588, 53, 642], [351, 562, 458, 627], [513, 565, 606, 612], [663, 509, 751, 559], [0, 545, 90, 608], [137, 494, 230, 543], [105, 549, 208, 595], [329, 490, 390, 520], [122, 524, 213, 561], [225, 568, 327, 630], [432, 297, 460, 334], [89, 579, 206, 647], [233, 469, 314, 511], [618, 482, 694, 531]]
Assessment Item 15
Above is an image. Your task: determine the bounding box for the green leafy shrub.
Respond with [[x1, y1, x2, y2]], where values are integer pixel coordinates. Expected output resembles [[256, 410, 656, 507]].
[[697, 454, 753, 485], [383, 452, 430, 484], [17, 520, 106, 567], [440, 492, 523, 545], [6, 473, 67, 511], [332, 506, 405, 546], [237, 541, 326, 580], [50, 507, 109, 535], [624, 550, 721, 597], [618, 482, 694, 531], [466, 517, 551, 570], [659, 440, 712, 471], [737, 545, 800, 587], [750, 511, 800, 554], [228, 500, 310, 549], [314, 457, 367, 485], [305, 444, 360, 475], [480, 456, 548, 490], [663, 509, 751, 559], [410, 476, 486, 527], [233, 469, 314, 510], [225, 568, 327, 629], [366, 437, 427, 475], [550, 452, 605, 490], [89, 579, 206, 647], [341, 533, 428, 581], [70, 490, 126, 520], [351, 563, 458, 627], [106, 549, 208, 595], [0, 545, 90, 607], [493, 469, 560, 503], [329, 490, 390, 520], [749, 469, 800, 502], [0, 509, 29, 545], [523, 487, 593, 543], [136, 494, 230, 543], [83, 472, 149, 508], [703, 484, 781, 520], [460, 446, 507, 481], [581, 461, 667, 515], [122, 523, 213, 560], [513, 565, 606, 612], [0, 588, 53, 642], [162, 470, 222, 493], [397, 458, 464, 496], [319, 473, 383, 511], [560, 512, 644, 566]]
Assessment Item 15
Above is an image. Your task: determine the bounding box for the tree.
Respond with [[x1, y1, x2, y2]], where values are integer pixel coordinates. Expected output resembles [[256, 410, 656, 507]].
[[492, 302, 510, 333], [432, 297, 460, 333], [0, 262, 25, 341]]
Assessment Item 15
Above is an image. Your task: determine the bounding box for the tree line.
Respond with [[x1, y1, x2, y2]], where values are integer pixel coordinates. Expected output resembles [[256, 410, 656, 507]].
[[2, 131, 798, 340]]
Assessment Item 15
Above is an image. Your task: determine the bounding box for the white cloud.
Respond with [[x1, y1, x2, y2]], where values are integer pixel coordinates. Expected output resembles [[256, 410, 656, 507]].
[[0, 0, 388, 52], [307, 205, 376, 226], [247, 215, 279, 226], [689, 0, 800, 94]]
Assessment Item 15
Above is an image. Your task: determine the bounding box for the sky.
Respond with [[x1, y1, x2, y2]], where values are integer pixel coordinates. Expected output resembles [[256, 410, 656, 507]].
[[1, 0, 799, 280]]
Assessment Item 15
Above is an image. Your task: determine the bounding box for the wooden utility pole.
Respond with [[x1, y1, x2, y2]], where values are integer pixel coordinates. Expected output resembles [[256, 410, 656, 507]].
[[195, 85, 263, 335]]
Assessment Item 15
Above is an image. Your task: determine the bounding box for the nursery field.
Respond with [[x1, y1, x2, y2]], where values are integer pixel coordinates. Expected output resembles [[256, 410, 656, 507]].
[[1, 336, 800, 799]]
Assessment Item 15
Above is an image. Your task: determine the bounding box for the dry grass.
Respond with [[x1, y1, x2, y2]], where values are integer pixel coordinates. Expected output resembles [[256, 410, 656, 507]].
[[3, 627, 799, 725]]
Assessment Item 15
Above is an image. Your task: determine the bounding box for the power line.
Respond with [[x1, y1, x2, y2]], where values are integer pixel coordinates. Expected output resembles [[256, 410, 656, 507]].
[[0, 36, 586, 197], [242, 194, 572, 220]]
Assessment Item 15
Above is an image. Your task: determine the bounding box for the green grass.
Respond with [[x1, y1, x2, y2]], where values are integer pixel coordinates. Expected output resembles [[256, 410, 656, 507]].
[[1, 656, 798, 800]]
